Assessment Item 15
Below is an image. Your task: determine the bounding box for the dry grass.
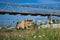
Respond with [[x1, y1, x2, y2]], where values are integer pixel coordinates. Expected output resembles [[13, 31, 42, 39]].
[[0, 28, 60, 40]]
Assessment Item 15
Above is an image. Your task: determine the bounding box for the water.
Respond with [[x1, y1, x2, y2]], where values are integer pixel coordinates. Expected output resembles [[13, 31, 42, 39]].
[[0, 0, 60, 27]]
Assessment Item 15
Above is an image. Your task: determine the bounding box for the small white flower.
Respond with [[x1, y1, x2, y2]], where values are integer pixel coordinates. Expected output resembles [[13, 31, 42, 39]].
[[33, 36, 36, 38], [19, 34, 21, 37], [43, 35, 45, 36], [38, 26, 40, 29], [38, 35, 41, 38]]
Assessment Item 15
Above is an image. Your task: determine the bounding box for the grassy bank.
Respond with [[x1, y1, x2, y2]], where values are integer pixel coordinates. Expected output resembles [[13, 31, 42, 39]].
[[0, 28, 60, 40]]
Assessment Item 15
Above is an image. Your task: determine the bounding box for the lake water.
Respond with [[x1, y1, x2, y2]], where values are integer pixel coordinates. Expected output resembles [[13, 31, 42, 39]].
[[0, 0, 60, 27]]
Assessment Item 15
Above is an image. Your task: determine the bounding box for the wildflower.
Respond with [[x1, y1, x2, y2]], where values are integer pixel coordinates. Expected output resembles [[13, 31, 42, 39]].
[[19, 34, 21, 37], [38, 35, 42, 38], [38, 26, 40, 29], [42, 35, 45, 36], [33, 36, 36, 38]]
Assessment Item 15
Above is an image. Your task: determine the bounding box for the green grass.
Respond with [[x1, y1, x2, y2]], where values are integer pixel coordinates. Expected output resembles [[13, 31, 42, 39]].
[[0, 28, 60, 40]]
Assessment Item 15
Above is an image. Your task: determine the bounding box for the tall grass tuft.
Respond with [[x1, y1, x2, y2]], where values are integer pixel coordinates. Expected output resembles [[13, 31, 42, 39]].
[[0, 28, 60, 40]]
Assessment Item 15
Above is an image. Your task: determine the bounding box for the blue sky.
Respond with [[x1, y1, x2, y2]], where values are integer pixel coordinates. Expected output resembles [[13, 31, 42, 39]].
[[0, 0, 60, 3], [0, 0, 60, 27]]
